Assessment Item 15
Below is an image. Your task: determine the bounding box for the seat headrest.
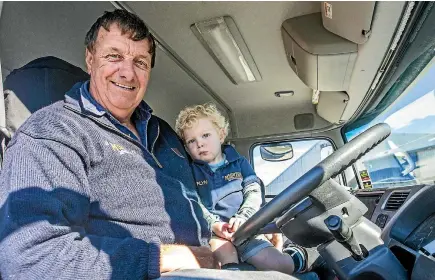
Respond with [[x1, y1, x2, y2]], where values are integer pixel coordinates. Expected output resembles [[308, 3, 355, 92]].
[[3, 56, 89, 134]]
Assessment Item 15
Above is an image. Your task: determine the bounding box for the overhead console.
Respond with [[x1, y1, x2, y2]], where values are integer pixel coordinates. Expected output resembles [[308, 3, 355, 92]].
[[281, 12, 356, 125], [281, 3, 376, 124], [281, 12, 357, 92]]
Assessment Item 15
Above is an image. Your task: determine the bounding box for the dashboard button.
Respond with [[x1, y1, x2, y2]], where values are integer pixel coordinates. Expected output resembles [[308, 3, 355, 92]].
[[376, 214, 389, 228]]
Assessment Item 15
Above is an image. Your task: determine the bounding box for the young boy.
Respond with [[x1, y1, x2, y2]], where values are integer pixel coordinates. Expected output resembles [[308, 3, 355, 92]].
[[175, 103, 307, 275]]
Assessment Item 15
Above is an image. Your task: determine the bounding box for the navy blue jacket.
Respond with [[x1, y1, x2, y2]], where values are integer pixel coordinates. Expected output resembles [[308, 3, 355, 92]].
[[0, 81, 210, 279], [192, 145, 261, 222]]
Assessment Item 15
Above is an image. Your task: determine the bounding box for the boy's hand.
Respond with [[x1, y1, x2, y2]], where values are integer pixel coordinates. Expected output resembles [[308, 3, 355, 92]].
[[211, 222, 233, 240], [228, 217, 246, 233]]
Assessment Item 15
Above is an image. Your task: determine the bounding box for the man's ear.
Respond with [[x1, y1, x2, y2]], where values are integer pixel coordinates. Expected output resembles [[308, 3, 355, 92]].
[[85, 48, 93, 75]]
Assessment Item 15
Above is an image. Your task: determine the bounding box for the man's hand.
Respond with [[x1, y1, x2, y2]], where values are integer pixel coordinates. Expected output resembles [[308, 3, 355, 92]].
[[160, 245, 218, 273], [228, 217, 246, 233], [211, 222, 233, 240]]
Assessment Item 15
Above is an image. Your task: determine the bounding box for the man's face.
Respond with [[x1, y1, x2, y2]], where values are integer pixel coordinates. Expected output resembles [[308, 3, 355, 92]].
[[85, 24, 152, 120]]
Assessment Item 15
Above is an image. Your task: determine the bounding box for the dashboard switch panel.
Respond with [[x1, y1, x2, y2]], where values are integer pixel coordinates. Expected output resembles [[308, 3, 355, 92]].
[[376, 214, 389, 228]]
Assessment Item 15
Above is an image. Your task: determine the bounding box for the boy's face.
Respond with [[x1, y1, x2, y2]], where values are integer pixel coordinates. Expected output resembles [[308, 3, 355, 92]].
[[183, 118, 225, 164]]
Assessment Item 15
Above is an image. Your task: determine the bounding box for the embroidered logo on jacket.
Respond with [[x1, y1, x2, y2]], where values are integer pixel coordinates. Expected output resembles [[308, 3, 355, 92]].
[[196, 180, 208, 186], [105, 141, 134, 155], [224, 172, 242, 181]]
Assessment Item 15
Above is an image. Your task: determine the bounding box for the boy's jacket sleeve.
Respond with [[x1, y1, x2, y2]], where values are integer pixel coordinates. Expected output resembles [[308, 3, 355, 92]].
[[235, 158, 263, 220]]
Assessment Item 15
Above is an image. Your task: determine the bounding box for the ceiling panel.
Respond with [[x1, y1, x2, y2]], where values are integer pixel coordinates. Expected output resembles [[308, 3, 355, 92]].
[[0, 1, 114, 72], [0, 1, 406, 139], [235, 105, 331, 139], [127, 1, 320, 112]]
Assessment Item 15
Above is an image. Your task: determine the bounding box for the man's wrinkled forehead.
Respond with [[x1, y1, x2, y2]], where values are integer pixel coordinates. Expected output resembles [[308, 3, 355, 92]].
[[94, 23, 153, 55]]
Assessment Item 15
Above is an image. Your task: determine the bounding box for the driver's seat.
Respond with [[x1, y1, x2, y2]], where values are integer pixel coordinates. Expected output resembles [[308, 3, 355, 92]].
[[3, 56, 89, 136], [1, 56, 89, 165], [158, 269, 319, 280]]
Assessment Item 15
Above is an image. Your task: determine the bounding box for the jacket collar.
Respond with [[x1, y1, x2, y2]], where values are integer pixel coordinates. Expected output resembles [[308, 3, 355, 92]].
[[64, 80, 153, 121], [222, 144, 242, 163]]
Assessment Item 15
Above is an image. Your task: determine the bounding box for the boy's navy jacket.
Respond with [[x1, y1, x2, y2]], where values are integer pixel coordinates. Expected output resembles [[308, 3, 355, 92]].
[[192, 145, 261, 222], [0, 81, 210, 279]]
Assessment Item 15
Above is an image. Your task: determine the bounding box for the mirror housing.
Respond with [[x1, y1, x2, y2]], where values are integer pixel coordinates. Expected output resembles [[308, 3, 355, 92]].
[[260, 143, 294, 162]]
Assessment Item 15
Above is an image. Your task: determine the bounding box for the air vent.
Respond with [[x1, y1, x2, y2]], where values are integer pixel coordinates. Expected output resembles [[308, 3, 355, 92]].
[[384, 191, 410, 211]]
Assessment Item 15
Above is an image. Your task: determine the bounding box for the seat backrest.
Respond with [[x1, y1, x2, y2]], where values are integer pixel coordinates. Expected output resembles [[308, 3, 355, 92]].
[[3, 56, 89, 134]]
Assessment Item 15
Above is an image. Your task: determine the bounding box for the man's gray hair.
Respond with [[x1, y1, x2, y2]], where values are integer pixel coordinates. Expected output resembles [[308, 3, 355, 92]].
[[85, 9, 156, 67]]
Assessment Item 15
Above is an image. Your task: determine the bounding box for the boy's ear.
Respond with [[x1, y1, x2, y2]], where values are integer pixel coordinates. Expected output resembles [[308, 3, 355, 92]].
[[219, 128, 226, 144]]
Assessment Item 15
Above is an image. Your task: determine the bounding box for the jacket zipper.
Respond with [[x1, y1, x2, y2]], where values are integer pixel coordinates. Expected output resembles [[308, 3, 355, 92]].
[[150, 124, 163, 168], [65, 105, 163, 168]]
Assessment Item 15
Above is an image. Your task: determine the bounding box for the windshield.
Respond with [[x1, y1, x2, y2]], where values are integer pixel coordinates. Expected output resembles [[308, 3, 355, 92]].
[[344, 59, 435, 189]]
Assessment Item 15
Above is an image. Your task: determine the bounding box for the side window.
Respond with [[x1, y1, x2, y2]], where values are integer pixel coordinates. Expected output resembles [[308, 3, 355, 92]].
[[252, 139, 342, 201]]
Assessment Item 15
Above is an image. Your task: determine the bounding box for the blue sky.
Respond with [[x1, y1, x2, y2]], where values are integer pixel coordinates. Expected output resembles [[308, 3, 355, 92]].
[[345, 60, 435, 140]]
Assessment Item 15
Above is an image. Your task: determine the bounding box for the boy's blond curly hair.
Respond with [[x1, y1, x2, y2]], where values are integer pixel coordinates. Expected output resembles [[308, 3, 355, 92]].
[[175, 103, 229, 141]]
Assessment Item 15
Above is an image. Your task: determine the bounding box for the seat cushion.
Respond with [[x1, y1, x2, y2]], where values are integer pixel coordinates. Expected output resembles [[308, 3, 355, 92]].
[[158, 268, 318, 280]]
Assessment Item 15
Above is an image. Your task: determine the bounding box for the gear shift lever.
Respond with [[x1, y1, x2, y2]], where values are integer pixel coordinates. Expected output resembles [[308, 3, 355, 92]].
[[325, 215, 365, 260]]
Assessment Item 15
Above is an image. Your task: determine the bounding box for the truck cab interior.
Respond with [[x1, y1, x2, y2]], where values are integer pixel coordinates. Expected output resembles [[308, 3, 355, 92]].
[[1, 1, 435, 279]]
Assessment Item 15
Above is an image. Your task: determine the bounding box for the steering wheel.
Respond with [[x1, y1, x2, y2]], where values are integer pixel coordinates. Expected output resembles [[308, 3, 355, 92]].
[[232, 123, 392, 246]]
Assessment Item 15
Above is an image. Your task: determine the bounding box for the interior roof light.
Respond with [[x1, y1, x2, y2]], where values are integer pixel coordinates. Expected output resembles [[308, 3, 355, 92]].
[[191, 16, 262, 85]]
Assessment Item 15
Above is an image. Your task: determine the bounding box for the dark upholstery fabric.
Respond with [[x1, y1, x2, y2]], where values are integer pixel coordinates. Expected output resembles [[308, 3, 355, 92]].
[[3, 56, 89, 133]]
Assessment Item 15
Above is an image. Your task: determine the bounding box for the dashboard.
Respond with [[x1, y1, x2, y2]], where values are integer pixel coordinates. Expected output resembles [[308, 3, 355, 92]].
[[354, 185, 425, 229], [354, 184, 435, 279]]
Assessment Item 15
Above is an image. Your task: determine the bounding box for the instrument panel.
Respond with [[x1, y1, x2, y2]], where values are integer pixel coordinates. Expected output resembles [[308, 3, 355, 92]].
[[354, 185, 425, 229], [355, 185, 435, 279]]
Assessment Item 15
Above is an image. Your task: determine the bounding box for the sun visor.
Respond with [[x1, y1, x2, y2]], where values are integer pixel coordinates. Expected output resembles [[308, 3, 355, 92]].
[[321, 2, 376, 45], [316, 91, 349, 124], [281, 13, 357, 91]]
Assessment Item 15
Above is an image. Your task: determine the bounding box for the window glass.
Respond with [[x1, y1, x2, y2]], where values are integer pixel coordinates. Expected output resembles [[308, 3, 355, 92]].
[[344, 60, 435, 189], [252, 139, 340, 200]]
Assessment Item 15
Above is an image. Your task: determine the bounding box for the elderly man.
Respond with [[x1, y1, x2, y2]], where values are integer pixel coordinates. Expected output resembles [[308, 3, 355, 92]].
[[0, 9, 316, 280], [0, 9, 216, 279]]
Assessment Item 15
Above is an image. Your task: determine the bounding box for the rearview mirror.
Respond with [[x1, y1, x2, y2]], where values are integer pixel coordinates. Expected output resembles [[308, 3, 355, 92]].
[[260, 143, 294, 162]]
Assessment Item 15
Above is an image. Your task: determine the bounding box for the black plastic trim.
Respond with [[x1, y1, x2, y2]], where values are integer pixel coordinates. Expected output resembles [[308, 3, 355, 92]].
[[382, 185, 435, 245]]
